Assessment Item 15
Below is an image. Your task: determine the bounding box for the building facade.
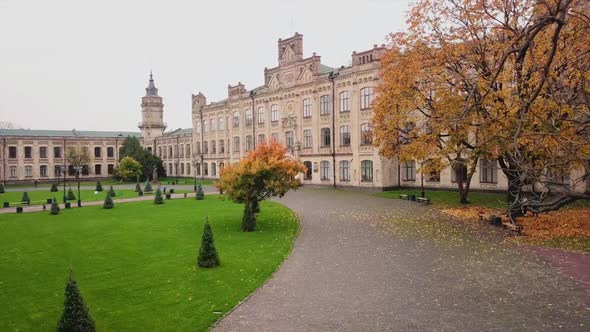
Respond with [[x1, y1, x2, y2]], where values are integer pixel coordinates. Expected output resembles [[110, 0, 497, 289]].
[[2, 33, 524, 192]]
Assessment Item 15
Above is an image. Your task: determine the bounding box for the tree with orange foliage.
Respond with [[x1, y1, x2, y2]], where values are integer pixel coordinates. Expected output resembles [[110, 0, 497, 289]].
[[374, 0, 589, 219], [217, 140, 306, 231]]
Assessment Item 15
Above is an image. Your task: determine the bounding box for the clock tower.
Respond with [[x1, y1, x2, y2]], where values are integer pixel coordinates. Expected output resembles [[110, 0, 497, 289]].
[[139, 71, 166, 148]]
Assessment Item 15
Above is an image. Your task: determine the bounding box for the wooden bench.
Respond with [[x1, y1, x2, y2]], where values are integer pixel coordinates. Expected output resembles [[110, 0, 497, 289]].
[[399, 194, 409, 200], [3, 199, 50, 208], [416, 197, 430, 204]]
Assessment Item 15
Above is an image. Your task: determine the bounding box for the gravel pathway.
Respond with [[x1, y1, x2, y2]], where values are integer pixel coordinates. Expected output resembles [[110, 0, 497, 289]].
[[213, 188, 590, 332]]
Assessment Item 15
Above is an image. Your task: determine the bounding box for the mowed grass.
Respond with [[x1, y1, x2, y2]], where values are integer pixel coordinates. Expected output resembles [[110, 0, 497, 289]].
[[375, 189, 508, 208], [0, 189, 190, 206], [0, 196, 298, 331]]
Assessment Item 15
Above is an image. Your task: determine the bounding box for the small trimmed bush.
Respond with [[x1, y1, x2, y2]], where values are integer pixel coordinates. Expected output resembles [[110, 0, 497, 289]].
[[67, 188, 76, 201], [103, 193, 114, 209], [50, 198, 60, 215], [144, 181, 152, 192], [0, 183, 5, 194], [109, 186, 116, 198], [154, 188, 164, 205], [138, 188, 143, 197], [196, 183, 204, 200], [135, 183, 141, 192], [197, 217, 220, 268], [95, 181, 103, 192], [21, 192, 30, 203], [57, 272, 96, 332], [50, 183, 59, 192]]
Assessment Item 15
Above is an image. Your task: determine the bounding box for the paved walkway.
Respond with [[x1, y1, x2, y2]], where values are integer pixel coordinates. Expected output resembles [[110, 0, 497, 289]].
[[213, 188, 590, 332]]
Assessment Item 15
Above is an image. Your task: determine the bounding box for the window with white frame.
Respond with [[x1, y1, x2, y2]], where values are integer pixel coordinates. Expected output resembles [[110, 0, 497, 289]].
[[246, 135, 253, 151], [479, 159, 497, 183], [257, 107, 265, 124], [211, 163, 217, 176], [25, 166, 33, 177], [402, 160, 416, 181], [40, 165, 48, 177], [271, 104, 279, 122], [339, 91, 350, 113], [303, 98, 312, 118], [233, 136, 240, 152], [219, 140, 224, 153], [303, 129, 312, 149], [245, 109, 253, 126], [320, 95, 331, 115], [321, 128, 331, 147], [233, 111, 240, 127], [360, 123, 373, 145], [10, 166, 17, 178], [339, 125, 351, 146], [271, 132, 279, 141], [360, 87, 374, 110], [320, 161, 330, 180], [339, 160, 350, 181], [285, 131, 294, 149], [361, 160, 373, 182], [258, 134, 265, 145]]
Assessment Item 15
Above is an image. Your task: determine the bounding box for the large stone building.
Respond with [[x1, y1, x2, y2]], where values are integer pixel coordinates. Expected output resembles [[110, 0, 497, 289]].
[[2, 33, 514, 191]]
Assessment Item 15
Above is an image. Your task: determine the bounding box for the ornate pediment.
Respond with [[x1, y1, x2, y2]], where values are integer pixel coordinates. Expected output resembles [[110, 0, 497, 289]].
[[298, 66, 313, 84], [268, 74, 280, 90], [281, 45, 296, 63]]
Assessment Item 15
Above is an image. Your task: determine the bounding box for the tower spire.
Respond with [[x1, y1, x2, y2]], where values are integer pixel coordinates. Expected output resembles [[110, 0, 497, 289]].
[[145, 71, 158, 96]]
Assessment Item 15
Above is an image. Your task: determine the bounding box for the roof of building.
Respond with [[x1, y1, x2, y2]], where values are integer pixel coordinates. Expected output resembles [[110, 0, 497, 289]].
[[164, 128, 193, 136], [0, 129, 141, 138], [319, 64, 335, 74], [145, 71, 159, 96]]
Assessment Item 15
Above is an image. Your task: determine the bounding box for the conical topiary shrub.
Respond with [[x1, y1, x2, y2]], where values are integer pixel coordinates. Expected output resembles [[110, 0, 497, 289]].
[[103, 192, 114, 209], [57, 271, 96, 332], [144, 181, 152, 192], [21, 191, 30, 203], [95, 181, 103, 192], [138, 187, 143, 197], [196, 183, 204, 200], [135, 183, 141, 192], [67, 187, 76, 201], [109, 186, 116, 198], [0, 183, 5, 194], [197, 217, 220, 268], [50, 198, 60, 215], [50, 183, 59, 192], [154, 188, 164, 205]]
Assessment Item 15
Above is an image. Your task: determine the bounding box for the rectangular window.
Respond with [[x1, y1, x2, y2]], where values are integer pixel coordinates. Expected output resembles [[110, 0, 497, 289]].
[[257, 107, 265, 124], [203, 141, 208, 154], [10, 166, 17, 178], [94, 147, 101, 158], [219, 140, 225, 154], [258, 134, 265, 145], [320, 95, 331, 115], [360, 87, 374, 110], [211, 141, 216, 154], [219, 117, 225, 131], [82, 165, 89, 176], [40, 147, 47, 159], [339, 91, 350, 113], [303, 98, 312, 118], [54, 165, 62, 177], [9, 146, 17, 158], [40, 165, 48, 177], [339, 160, 350, 181], [285, 131, 294, 149], [245, 135, 253, 151], [271, 105, 279, 122], [303, 129, 312, 149], [321, 128, 331, 147], [304, 161, 312, 180], [271, 132, 279, 141], [361, 160, 373, 182], [107, 164, 114, 175], [95, 164, 102, 175], [24, 146, 32, 159], [320, 161, 331, 180], [339, 126, 351, 146], [233, 111, 240, 127], [360, 123, 373, 145], [479, 159, 497, 183], [54, 146, 62, 158], [107, 147, 114, 158], [233, 136, 240, 153], [210, 118, 216, 132], [402, 161, 416, 181], [203, 120, 208, 133], [25, 166, 33, 177], [245, 110, 253, 127]]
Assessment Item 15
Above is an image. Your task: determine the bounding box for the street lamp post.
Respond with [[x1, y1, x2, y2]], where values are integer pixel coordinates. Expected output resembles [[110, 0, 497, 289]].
[[75, 166, 82, 207]]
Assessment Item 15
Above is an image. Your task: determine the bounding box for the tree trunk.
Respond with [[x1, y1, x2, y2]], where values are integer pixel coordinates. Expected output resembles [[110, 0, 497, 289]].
[[499, 157, 524, 222], [241, 200, 257, 232]]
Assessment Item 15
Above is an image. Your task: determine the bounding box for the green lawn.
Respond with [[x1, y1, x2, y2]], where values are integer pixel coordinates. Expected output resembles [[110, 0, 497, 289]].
[[0, 196, 298, 331], [159, 177, 214, 186], [0, 189, 190, 206], [375, 189, 508, 209]]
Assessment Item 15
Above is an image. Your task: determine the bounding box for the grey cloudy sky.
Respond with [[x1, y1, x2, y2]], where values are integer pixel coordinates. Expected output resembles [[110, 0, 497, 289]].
[[0, 0, 411, 132]]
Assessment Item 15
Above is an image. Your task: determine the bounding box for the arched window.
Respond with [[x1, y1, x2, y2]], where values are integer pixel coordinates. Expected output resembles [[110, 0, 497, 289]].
[[233, 111, 240, 127], [285, 131, 294, 149], [211, 163, 217, 176], [321, 128, 331, 147], [304, 161, 312, 180], [210, 140, 216, 154], [320, 161, 330, 180], [339, 126, 350, 146], [245, 135, 253, 151], [257, 107, 265, 124], [168, 146, 172, 157], [203, 141, 208, 154], [203, 120, 208, 133], [196, 163, 201, 176], [360, 87, 374, 109], [186, 144, 190, 157], [361, 160, 373, 182], [186, 163, 191, 175], [158, 146, 162, 157], [219, 140, 225, 153], [180, 144, 184, 157], [245, 109, 253, 126], [181, 163, 184, 174], [233, 136, 240, 153], [210, 118, 216, 132], [360, 123, 373, 145], [258, 134, 265, 145], [303, 98, 312, 118], [204, 163, 209, 176], [219, 117, 225, 131], [339, 91, 350, 113], [339, 160, 350, 181], [320, 95, 331, 115]]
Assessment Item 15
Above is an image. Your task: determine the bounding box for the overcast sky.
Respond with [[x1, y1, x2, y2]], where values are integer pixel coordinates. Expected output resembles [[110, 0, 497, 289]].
[[0, 0, 411, 132]]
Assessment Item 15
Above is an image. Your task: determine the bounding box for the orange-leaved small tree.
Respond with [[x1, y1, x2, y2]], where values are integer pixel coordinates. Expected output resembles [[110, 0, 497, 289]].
[[217, 140, 305, 232]]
